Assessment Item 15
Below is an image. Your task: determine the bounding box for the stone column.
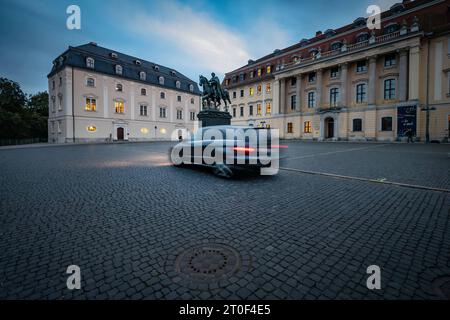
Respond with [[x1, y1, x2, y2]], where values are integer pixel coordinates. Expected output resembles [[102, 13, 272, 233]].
[[399, 49, 408, 102], [408, 45, 420, 101], [296, 74, 302, 110], [272, 79, 280, 114], [368, 56, 377, 106], [340, 63, 348, 107], [316, 69, 323, 108], [280, 78, 286, 113]]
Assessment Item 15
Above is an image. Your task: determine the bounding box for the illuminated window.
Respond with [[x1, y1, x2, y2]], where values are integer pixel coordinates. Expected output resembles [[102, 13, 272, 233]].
[[257, 68, 262, 77], [287, 122, 293, 133], [116, 83, 123, 92], [140, 104, 148, 116], [249, 87, 254, 96], [140, 128, 149, 134], [257, 104, 262, 115], [257, 85, 262, 94], [266, 83, 271, 93], [87, 125, 96, 132], [265, 102, 271, 115], [266, 65, 271, 74], [86, 78, 95, 87], [85, 97, 96, 111], [115, 100, 124, 113], [304, 121, 312, 133]]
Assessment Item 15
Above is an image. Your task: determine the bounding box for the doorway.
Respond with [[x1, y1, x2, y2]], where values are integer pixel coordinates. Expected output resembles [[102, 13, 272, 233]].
[[325, 117, 334, 139], [117, 127, 124, 141]]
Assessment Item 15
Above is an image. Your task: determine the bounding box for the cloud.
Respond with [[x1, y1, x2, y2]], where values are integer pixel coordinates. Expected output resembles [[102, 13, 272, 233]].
[[128, 1, 251, 75]]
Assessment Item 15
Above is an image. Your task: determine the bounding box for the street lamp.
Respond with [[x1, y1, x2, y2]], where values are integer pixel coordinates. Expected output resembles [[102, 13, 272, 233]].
[[422, 32, 436, 143]]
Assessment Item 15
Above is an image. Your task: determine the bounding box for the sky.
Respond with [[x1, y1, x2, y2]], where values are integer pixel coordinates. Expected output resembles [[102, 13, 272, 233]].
[[0, 0, 398, 94]]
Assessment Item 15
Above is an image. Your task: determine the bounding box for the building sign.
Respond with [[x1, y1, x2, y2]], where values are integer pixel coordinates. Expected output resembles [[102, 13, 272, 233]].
[[397, 106, 417, 136]]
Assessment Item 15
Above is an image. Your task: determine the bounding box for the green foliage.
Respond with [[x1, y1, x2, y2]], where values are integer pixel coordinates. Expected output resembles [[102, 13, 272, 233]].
[[0, 78, 48, 142]]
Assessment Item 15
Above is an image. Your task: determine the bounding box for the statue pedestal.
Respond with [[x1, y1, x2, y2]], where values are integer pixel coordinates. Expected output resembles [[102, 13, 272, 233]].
[[197, 109, 232, 127]]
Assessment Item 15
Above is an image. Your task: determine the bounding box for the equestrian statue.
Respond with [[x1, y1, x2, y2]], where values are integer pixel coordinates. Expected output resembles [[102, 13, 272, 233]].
[[199, 73, 232, 112]]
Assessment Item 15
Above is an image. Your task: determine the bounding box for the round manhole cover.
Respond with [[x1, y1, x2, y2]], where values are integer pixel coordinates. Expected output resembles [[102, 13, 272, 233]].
[[168, 242, 250, 290]]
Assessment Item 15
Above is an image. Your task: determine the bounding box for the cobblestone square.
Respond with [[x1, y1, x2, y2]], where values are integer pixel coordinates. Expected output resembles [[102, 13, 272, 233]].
[[0, 141, 449, 299]]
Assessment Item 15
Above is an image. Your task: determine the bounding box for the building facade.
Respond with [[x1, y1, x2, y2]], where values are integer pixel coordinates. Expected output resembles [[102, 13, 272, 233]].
[[48, 43, 201, 143], [223, 0, 450, 142]]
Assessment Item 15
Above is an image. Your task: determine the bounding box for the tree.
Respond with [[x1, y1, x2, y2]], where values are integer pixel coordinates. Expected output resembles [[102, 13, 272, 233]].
[[27, 91, 49, 117], [0, 77, 27, 113]]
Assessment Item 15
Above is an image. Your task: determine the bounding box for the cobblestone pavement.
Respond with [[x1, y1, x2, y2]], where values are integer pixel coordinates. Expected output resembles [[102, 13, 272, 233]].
[[0, 141, 449, 300]]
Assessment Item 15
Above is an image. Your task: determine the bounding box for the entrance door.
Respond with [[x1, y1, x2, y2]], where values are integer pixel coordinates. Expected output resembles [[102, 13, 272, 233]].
[[117, 127, 124, 141], [325, 118, 334, 139]]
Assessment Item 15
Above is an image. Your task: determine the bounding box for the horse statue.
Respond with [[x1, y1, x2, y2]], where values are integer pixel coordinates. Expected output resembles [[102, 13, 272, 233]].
[[199, 75, 217, 110], [199, 74, 232, 112]]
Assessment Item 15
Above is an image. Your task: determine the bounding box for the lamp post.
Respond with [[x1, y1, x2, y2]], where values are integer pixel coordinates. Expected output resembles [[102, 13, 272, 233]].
[[422, 32, 436, 143]]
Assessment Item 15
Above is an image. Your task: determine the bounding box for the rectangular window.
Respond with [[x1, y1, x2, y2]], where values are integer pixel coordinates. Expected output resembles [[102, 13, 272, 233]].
[[291, 95, 297, 110], [239, 73, 245, 81], [384, 53, 396, 67], [257, 68, 262, 77], [177, 95, 181, 102], [140, 105, 148, 116], [356, 83, 367, 103], [384, 79, 396, 100], [308, 72, 316, 83], [240, 90, 244, 98], [115, 101, 124, 113], [233, 91, 236, 99], [266, 65, 271, 74], [265, 102, 271, 115], [240, 106, 244, 117], [291, 77, 297, 86], [59, 77, 62, 86], [287, 122, 293, 134], [257, 104, 262, 115], [190, 111, 195, 121], [177, 109, 183, 120], [232, 108, 236, 117], [330, 67, 339, 78], [249, 105, 253, 116], [159, 107, 166, 118], [85, 98, 96, 111], [356, 60, 367, 73], [381, 117, 392, 131], [330, 88, 339, 107], [266, 83, 271, 93], [353, 118, 362, 132], [308, 92, 315, 108], [86, 78, 95, 87], [304, 121, 312, 133], [257, 85, 262, 94], [249, 87, 254, 96]]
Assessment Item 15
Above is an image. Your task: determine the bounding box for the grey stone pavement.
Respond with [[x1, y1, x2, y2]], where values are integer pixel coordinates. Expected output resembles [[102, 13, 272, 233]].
[[0, 141, 449, 300]]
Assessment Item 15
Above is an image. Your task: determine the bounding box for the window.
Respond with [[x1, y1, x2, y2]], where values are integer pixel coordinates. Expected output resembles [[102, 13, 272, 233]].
[[304, 121, 312, 133], [233, 91, 236, 99], [356, 60, 367, 73], [116, 83, 123, 92], [239, 73, 245, 81], [189, 84, 194, 93], [115, 100, 124, 113], [356, 33, 369, 43], [257, 68, 262, 77], [57, 121, 62, 133], [353, 119, 362, 132], [240, 106, 244, 117], [249, 87, 254, 96], [291, 95, 297, 110], [160, 92, 165, 99], [249, 105, 253, 116], [59, 77, 62, 86], [191, 97, 195, 104], [85, 97, 96, 111], [115, 65, 123, 75], [257, 104, 262, 115], [86, 78, 95, 87], [232, 108, 236, 117], [291, 77, 297, 86], [177, 95, 181, 102], [58, 94, 63, 111], [141, 88, 147, 96], [257, 85, 262, 94], [330, 88, 339, 107], [190, 111, 196, 121], [266, 83, 271, 93], [384, 54, 396, 67], [384, 79, 396, 100], [140, 105, 148, 116], [139, 71, 146, 81], [176, 81, 181, 89], [330, 42, 342, 51], [384, 23, 399, 34], [240, 90, 244, 98], [287, 122, 293, 134], [356, 83, 367, 103], [381, 117, 393, 131], [330, 67, 339, 79], [86, 57, 95, 69], [51, 96, 56, 112], [177, 109, 183, 120], [308, 91, 316, 108], [308, 72, 316, 83], [266, 102, 271, 115], [266, 65, 271, 74], [159, 107, 166, 118], [159, 76, 165, 85]]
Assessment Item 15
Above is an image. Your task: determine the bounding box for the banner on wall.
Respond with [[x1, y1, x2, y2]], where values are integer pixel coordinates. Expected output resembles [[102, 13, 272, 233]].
[[397, 106, 417, 137]]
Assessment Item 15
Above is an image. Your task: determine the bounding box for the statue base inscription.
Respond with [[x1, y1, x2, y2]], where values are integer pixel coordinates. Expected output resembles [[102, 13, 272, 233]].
[[197, 109, 232, 127]]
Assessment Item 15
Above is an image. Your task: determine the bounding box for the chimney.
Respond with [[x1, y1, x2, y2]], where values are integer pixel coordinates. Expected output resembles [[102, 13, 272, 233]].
[[316, 31, 322, 37], [89, 42, 98, 46]]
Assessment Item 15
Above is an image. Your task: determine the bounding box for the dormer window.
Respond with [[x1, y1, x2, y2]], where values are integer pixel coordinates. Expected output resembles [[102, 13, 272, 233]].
[[384, 23, 399, 34], [324, 29, 336, 38], [170, 70, 176, 76], [239, 73, 245, 81], [299, 38, 309, 46], [110, 52, 118, 59], [390, 3, 405, 13], [309, 48, 319, 57], [86, 57, 95, 69], [115, 65, 123, 75], [139, 71, 146, 81], [330, 41, 342, 51], [154, 65, 160, 71], [292, 55, 300, 63], [353, 17, 366, 28], [176, 80, 181, 89], [135, 60, 141, 65], [189, 84, 194, 92], [158, 76, 164, 85], [356, 32, 369, 43]]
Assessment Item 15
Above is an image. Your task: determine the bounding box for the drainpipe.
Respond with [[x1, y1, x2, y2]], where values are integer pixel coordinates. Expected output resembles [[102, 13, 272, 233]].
[[423, 32, 435, 144]]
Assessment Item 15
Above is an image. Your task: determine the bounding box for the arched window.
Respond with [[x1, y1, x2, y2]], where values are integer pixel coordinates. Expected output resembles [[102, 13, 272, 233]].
[[189, 84, 194, 92], [330, 41, 342, 51], [115, 65, 123, 75], [86, 57, 95, 69], [384, 23, 399, 34], [139, 71, 146, 81], [176, 80, 181, 89], [141, 88, 147, 96], [356, 32, 369, 43]]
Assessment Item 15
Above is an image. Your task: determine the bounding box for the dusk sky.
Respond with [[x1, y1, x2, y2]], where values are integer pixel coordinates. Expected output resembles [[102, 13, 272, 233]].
[[0, 0, 398, 94]]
